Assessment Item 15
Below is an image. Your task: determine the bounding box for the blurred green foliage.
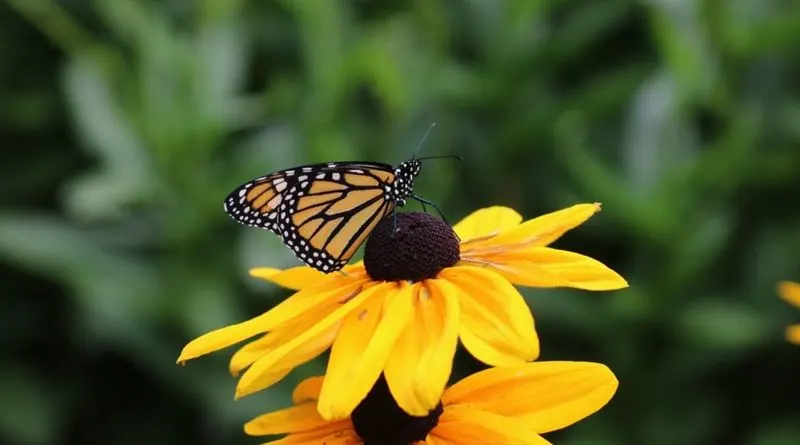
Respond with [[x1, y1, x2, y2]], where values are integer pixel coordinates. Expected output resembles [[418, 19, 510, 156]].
[[2, 0, 800, 444]]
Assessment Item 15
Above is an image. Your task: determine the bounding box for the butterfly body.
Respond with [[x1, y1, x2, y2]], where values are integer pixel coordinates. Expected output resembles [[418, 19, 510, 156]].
[[223, 159, 422, 272]]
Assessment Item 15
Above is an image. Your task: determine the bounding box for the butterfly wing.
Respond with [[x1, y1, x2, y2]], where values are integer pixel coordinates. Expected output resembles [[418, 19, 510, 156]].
[[224, 162, 397, 272]]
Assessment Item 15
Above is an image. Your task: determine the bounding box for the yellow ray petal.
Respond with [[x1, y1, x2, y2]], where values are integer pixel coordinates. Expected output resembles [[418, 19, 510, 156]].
[[249, 266, 329, 290], [440, 266, 539, 366], [177, 277, 365, 364], [229, 333, 273, 376], [453, 207, 523, 242], [244, 404, 328, 436], [177, 316, 274, 365], [236, 283, 393, 399], [267, 428, 359, 445], [250, 419, 356, 444], [237, 323, 338, 398], [432, 406, 550, 445], [293, 376, 325, 404], [385, 281, 460, 416], [778, 281, 800, 308], [786, 324, 800, 345], [444, 361, 618, 434], [318, 282, 414, 420], [488, 203, 601, 248], [485, 247, 628, 290], [229, 306, 336, 376]]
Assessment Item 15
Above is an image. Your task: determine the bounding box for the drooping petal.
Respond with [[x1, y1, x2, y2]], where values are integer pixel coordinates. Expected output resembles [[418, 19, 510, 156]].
[[236, 322, 338, 398], [453, 207, 523, 242], [235, 283, 393, 399], [318, 282, 414, 420], [249, 266, 329, 290], [385, 281, 460, 416], [440, 266, 538, 366], [432, 406, 550, 445], [229, 334, 273, 376], [483, 247, 628, 290], [177, 276, 368, 364], [229, 306, 337, 376], [293, 376, 325, 404], [488, 203, 601, 248], [443, 361, 618, 434], [778, 281, 800, 308], [786, 324, 800, 345]]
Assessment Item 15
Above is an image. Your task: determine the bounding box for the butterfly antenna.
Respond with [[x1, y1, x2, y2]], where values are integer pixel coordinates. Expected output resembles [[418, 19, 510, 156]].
[[411, 122, 437, 159], [415, 154, 463, 163]]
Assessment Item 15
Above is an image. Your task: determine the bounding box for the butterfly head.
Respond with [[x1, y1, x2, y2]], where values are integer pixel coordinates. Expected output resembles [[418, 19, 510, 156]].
[[391, 159, 422, 206]]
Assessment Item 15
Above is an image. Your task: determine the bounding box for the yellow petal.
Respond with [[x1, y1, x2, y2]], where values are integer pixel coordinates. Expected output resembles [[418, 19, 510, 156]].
[[246, 411, 355, 444], [489, 203, 601, 248], [318, 282, 414, 420], [786, 324, 800, 345], [236, 283, 393, 398], [244, 404, 328, 436], [229, 306, 336, 376], [385, 281, 460, 416], [262, 427, 359, 445], [486, 247, 628, 290], [249, 266, 329, 290], [453, 207, 523, 242], [293, 376, 325, 405], [237, 322, 338, 398], [440, 266, 538, 366], [178, 317, 274, 365], [177, 276, 365, 364], [229, 333, 273, 376], [444, 361, 618, 434], [432, 406, 550, 445], [778, 281, 800, 308]]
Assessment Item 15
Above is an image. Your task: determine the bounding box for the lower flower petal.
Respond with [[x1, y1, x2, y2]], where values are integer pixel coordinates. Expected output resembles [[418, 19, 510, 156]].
[[318, 282, 414, 420], [453, 207, 523, 242], [786, 324, 800, 344], [293, 376, 325, 404], [385, 281, 460, 416], [778, 281, 800, 308], [443, 362, 618, 434], [432, 406, 550, 445], [259, 422, 358, 445], [236, 283, 392, 398], [441, 266, 538, 366], [488, 247, 628, 290], [244, 404, 331, 436]]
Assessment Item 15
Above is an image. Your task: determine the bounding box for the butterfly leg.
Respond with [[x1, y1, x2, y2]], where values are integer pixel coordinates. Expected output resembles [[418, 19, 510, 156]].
[[391, 208, 398, 237], [411, 195, 460, 241]]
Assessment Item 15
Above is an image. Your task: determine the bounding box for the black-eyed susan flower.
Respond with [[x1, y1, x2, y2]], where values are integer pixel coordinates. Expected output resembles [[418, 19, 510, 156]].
[[244, 361, 618, 445], [778, 281, 800, 345], [178, 203, 628, 419]]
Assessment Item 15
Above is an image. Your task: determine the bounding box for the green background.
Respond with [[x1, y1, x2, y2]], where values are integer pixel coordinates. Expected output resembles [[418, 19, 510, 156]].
[[2, 1, 800, 444]]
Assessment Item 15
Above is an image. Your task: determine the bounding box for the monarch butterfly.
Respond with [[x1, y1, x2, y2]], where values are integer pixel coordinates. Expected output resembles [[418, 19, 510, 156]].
[[223, 156, 453, 273]]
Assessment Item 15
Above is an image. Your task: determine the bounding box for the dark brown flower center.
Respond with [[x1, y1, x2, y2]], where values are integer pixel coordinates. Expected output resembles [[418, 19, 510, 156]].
[[363, 212, 460, 282], [352, 375, 444, 445]]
